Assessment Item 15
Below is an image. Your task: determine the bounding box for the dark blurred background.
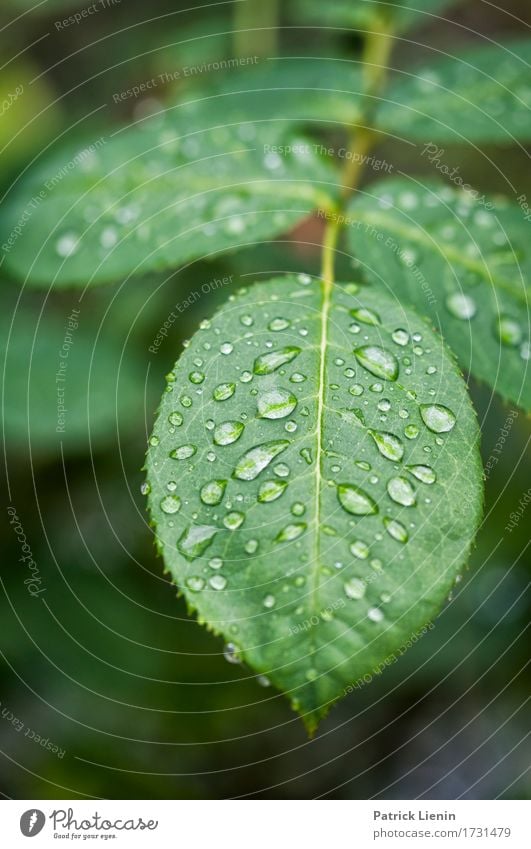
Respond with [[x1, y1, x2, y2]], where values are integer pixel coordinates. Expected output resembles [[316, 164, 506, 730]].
[[0, 0, 529, 799]]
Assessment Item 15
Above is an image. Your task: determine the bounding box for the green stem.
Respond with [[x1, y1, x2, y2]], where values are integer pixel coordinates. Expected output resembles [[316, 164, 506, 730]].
[[320, 25, 394, 285], [234, 0, 279, 59]]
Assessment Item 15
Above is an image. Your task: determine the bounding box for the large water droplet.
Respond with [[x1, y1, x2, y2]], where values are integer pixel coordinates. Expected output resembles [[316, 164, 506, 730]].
[[234, 441, 290, 480], [354, 346, 399, 381], [338, 484, 378, 515], [213, 382, 236, 401], [384, 517, 409, 542], [213, 421, 244, 446], [275, 523, 306, 542], [170, 444, 197, 460], [178, 524, 217, 560], [446, 292, 477, 320], [420, 404, 456, 433], [257, 388, 297, 419], [200, 480, 227, 505], [387, 477, 416, 507], [350, 307, 381, 326], [258, 479, 287, 502], [253, 346, 301, 375], [160, 495, 181, 514], [369, 430, 404, 462]]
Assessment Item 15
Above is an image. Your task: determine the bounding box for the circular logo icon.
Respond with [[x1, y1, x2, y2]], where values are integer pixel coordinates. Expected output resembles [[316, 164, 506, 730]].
[[20, 810, 45, 837]]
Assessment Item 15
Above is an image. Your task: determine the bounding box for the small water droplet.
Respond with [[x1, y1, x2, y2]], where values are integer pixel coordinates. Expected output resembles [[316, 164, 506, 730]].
[[420, 404, 456, 433], [168, 411, 183, 426], [276, 523, 306, 542], [290, 372, 306, 383], [368, 607, 384, 622], [245, 539, 259, 554], [56, 232, 79, 257], [253, 346, 301, 374], [269, 317, 290, 331], [349, 383, 364, 396], [291, 502, 305, 516], [209, 574, 227, 590], [220, 342, 234, 355], [384, 517, 409, 542], [140, 481, 151, 496], [239, 314, 254, 327], [495, 315, 522, 347], [344, 577, 366, 599], [223, 642, 241, 664], [200, 480, 227, 505], [338, 484, 378, 515], [208, 557, 223, 569], [186, 576, 205, 592], [300, 447, 312, 465], [446, 292, 477, 320], [350, 307, 381, 326], [350, 540, 369, 559], [392, 329, 409, 346], [189, 370, 205, 384], [160, 494, 181, 514], [387, 476, 416, 507], [407, 464, 436, 484], [263, 593, 276, 608], [355, 346, 399, 381], [223, 511, 245, 530], [178, 524, 217, 560], [213, 382, 236, 401], [404, 424, 419, 439], [369, 430, 404, 461], [233, 440, 289, 481], [170, 444, 197, 460], [258, 479, 287, 502], [257, 388, 297, 419], [214, 421, 244, 446], [274, 463, 290, 477]]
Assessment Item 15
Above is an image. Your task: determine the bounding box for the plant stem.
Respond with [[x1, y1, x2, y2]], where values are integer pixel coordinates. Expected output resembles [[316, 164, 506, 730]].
[[234, 0, 279, 59], [320, 25, 394, 286]]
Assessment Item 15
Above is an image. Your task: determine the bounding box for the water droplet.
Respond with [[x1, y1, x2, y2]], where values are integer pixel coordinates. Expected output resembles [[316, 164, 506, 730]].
[[420, 404, 456, 433], [220, 342, 234, 355], [223, 642, 241, 664], [189, 370, 205, 384], [300, 447, 312, 465], [214, 421, 244, 446], [200, 480, 227, 505], [178, 524, 217, 560], [168, 411, 183, 426], [274, 463, 290, 477], [290, 372, 306, 383], [213, 382, 236, 401], [495, 315, 522, 347], [344, 578, 366, 600], [368, 607, 384, 622], [56, 232, 80, 257], [392, 329, 410, 346], [291, 502, 305, 516], [253, 346, 301, 374], [170, 444, 197, 460], [354, 346, 399, 381], [263, 593, 276, 608], [258, 479, 287, 502], [186, 576, 205, 592], [149, 435, 160, 447], [209, 574, 227, 590], [350, 307, 381, 326], [378, 399, 391, 412], [269, 317, 290, 331], [387, 476, 416, 507], [338, 484, 378, 515], [239, 314, 254, 327], [180, 395, 192, 408], [223, 511, 244, 530], [408, 464, 436, 484], [276, 523, 306, 542], [140, 481, 151, 496], [384, 517, 409, 542], [160, 495, 181, 514], [404, 424, 419, 439], [349, 383, 364, 397], [446, 292, 477, 320], [208, 557, 223, 569], [369, 430, 404, 461], [245, 539, 258, 554], [257, 388, 297, 419], [233, 440, 289, 481], [350, 540, 369, 559]]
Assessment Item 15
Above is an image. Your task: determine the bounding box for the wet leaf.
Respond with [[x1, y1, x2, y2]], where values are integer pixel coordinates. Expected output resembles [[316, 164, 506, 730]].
[[145, 274, 483, 731], [347, 178, 531, 410]]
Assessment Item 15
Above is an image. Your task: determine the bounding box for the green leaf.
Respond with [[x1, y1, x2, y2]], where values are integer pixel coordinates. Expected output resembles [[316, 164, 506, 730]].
[[1, 300, 144, 453], [346, 179, 531, 410], [1, 114, 337, 288], [293, 0, 462, 33], [145, 274, 483, 731], [377, 38, 531, 143], [191, 57, 364, 129]]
